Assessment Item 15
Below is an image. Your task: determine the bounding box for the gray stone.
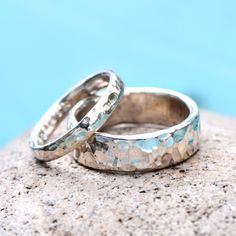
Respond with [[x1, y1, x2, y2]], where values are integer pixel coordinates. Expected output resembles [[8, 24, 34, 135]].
[[0, 111, 236, 236]]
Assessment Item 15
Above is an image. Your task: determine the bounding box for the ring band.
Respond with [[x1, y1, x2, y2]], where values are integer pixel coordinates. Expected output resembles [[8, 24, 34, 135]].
[[68, 87, 200, 172], [30, 71, 124, 161]]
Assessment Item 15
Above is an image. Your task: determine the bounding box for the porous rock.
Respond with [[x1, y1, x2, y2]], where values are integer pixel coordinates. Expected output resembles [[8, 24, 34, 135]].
[[0, 111, 236, 236]]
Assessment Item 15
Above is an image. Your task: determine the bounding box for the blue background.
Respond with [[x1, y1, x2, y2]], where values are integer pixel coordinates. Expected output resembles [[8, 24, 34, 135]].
[[1, 1, 236, 147]]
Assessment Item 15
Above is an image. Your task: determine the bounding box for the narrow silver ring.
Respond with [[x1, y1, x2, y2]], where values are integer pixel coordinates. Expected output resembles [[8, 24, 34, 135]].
[[68, 87, 200, 172], [30, 71, 124, 161]]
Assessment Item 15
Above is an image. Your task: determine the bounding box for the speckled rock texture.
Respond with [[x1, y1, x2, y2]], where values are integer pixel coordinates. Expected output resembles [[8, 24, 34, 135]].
[[0, 111, 236, 236]]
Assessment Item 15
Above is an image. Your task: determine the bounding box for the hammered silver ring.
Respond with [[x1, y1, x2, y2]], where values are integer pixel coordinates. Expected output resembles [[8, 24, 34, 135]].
[[68, 87, 200, 172]]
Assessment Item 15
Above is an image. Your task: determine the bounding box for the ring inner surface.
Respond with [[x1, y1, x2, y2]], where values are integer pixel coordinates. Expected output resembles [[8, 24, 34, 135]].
[[36, 75, 109, 145], [75, 92, 190, 135]]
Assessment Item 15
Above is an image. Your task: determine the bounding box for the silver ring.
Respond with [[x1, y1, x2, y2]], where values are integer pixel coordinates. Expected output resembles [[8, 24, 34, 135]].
[[30, 71, 124, 161], [68, 87, 200, 172]]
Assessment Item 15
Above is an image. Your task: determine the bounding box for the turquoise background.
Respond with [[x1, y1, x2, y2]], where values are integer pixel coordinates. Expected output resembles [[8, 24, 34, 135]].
[[1, 1, 236, 147]]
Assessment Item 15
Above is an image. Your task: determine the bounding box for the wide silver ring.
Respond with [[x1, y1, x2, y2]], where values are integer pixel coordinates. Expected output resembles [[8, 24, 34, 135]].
[[68, 87, 200, 172], [30, 71, 124, 161]]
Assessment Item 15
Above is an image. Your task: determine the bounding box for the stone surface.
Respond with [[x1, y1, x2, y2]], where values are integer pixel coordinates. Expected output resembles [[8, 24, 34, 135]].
[[0, 111, 236, 236]]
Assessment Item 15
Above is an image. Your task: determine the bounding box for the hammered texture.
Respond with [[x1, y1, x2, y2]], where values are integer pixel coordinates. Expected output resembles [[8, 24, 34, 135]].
[[74, 113, 200, 172]]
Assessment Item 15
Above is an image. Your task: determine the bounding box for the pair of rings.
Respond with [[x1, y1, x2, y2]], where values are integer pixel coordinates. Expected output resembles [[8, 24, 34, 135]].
[[30, 71, 200, 172]]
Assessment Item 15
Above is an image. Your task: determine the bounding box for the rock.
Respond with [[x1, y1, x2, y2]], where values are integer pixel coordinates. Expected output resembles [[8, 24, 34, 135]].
[[0, 111, 236, 236]]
